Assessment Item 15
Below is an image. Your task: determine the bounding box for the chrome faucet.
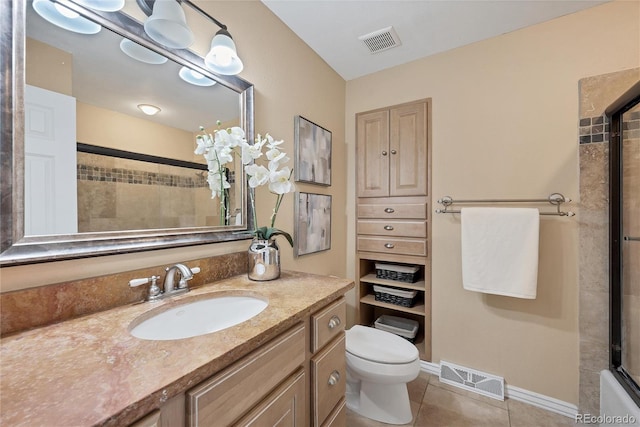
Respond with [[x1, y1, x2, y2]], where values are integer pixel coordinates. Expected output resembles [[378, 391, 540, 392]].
[[129, 264, 199, 301], [163, 263, 194, 293]]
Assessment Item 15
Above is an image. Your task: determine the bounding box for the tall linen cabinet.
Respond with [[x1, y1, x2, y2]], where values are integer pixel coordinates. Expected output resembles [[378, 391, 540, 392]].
[[355, 99, 432, 361]]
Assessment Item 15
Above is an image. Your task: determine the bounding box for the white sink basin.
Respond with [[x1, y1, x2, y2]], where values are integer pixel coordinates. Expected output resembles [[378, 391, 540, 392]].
[[129, 294, 268, 341]]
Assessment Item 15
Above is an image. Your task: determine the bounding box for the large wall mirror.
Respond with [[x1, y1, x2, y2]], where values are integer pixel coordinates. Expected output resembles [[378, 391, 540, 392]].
[[0, 0, 255, 265]]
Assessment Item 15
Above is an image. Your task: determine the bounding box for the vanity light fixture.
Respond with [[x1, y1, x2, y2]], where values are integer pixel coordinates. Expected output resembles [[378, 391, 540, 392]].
[[32, 0, 101, 34], [73, 0, 125, 12], [178, 66, 216, 87], [137, 0, 244, 76], [144, 0, 195, 49], [204, 28, 243, 76], [137, 104, 161, 115]]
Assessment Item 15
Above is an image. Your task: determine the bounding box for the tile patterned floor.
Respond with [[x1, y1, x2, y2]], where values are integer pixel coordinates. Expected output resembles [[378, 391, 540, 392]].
[[346, 372, 579, 426]]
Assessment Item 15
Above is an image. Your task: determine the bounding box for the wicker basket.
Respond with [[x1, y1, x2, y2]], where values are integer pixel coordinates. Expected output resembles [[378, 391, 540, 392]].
[[375, 263, 420, 283], [373, 285, 418, 308]]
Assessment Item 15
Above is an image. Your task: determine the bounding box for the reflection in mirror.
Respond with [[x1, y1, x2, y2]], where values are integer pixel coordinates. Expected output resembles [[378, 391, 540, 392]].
[[25, 1, 243, 235], [0, 0, 255, 265]]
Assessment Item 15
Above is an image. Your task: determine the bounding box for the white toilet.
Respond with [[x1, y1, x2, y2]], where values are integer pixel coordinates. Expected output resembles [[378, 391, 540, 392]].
[[345, 325, 421, 424]]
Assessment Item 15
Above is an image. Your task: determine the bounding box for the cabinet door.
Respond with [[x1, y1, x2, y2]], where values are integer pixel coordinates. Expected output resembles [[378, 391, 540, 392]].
[[357, 109, 390, 197], [389, 101, 427, 196], [235, 369, 306, 427]]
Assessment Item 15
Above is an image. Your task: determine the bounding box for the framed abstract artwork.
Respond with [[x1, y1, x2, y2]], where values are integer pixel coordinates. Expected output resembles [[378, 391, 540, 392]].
[[294, 116, 332, 186], [294, 192, 331, 256]]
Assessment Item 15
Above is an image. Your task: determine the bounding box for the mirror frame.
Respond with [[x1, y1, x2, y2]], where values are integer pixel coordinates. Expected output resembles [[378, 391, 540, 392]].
[[0, 0, 255, 266]]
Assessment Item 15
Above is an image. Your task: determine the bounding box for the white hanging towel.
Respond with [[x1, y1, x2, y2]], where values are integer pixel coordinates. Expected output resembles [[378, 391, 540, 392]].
[[461, 207, 540, 299]]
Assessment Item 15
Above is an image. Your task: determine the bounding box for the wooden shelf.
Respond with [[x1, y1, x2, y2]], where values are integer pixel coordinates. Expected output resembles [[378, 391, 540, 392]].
[[360, 294, 426, 317], [359, 273, 425, 291]]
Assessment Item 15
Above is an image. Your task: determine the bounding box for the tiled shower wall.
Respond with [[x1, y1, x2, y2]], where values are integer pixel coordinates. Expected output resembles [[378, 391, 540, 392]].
[[578, 67, 639, 414], [76, 152, 234, 232]]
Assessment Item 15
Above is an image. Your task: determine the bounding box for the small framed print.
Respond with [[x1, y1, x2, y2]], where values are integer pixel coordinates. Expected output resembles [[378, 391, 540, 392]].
[[294, 116, 331, 186], [294, 192, 331, 256]]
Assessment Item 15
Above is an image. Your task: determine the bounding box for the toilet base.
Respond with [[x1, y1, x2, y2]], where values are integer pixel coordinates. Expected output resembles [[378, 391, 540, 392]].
[[346, 380, 413, 425]]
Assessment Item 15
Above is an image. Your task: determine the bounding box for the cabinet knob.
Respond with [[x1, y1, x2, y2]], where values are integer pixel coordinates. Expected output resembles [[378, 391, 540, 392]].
[[382, 151, 388, 156], [328, 315, 341, 329], [328, 370, 341, 386], [384, 207, 395, 213], [384, 243, 395, 249], [390, 149, 397, 155], [384, 225, 394, 231]]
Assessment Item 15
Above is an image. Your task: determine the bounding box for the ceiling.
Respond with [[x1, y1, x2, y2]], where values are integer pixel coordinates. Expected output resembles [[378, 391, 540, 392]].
[[261, 0, 611, 81]]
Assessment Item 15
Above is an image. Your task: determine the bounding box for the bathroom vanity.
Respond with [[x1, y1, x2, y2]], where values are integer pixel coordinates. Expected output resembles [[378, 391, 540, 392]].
[[0, 271, 353, 427]]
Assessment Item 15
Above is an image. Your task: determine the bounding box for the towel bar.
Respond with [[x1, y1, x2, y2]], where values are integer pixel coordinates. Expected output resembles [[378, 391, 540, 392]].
[[435, 192, 575, 217]]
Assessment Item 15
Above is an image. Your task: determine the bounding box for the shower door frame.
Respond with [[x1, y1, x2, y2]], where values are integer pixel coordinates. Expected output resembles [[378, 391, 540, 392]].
[[608, 82, 640, 408]]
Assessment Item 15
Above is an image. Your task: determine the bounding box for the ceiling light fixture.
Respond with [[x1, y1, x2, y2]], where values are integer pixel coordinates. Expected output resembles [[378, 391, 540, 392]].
[[32, 0, 101, 34], [137, 104, 161, 116], [178, 66, 216, 87], [138, 0, 244, 76]]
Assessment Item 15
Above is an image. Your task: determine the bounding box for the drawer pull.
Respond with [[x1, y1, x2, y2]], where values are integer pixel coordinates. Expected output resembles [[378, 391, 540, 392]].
[[384, 243, 395, 249], [384, 225, 394, 231], [384, 207, 395, 213], [328, 315, 341, 330], [328, 371, 341, 386], [390, 149, 397, 155], [382, 151, 388, 156]]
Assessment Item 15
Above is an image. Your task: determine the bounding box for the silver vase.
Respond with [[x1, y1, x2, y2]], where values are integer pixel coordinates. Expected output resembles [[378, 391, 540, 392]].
[[248, 238, 280, 281]]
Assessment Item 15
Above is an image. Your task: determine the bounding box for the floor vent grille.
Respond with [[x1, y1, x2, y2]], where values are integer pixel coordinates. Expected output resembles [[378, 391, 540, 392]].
[[439, 361, 505, 401], [358, 26, 401, 54]]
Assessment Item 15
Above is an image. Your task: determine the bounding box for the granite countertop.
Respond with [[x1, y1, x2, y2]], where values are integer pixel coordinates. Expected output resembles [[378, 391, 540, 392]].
[[0, 271, 353, 427]]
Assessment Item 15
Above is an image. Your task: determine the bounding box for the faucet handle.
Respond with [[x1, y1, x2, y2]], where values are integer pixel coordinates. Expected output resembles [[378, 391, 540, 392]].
[[129, 275, 162, 300], [177, 266, 200, 289]]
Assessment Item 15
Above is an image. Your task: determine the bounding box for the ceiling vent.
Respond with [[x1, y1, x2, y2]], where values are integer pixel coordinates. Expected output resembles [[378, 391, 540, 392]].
[[358, 26, 401, 54]]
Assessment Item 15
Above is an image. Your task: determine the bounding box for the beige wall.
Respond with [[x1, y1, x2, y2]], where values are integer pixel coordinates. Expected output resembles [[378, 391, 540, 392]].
[[346, 0, 640, 404], [1, 1, 347, 290]]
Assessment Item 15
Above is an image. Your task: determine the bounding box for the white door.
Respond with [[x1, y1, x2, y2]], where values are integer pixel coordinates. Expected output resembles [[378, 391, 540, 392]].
[[24, 85, 78, 235]]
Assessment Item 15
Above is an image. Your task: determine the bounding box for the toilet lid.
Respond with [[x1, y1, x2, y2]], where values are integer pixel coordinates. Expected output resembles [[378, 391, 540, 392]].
[[346, 325, 419, 364]]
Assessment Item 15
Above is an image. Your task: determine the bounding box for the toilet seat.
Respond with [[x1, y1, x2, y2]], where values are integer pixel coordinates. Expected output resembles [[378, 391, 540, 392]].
[[346, 325, 418, 364]]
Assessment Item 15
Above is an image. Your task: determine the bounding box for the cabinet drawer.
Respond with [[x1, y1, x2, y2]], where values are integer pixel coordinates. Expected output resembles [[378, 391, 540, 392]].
[[357, 219, 427, 238], [235, 369, 306, 426], [312, 298, 346, 353], [187, 324, 305, 426], [357, 203, 426, 219], [312, 334, 346, 427], [357, 236, 427, 256]]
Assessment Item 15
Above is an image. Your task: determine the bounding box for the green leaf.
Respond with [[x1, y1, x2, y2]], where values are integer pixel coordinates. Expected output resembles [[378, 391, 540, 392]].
[[264, 227, 294, 247]]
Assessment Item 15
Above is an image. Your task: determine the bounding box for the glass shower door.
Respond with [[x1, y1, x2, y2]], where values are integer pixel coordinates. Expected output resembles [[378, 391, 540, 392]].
[[621, 104, 640, 388]]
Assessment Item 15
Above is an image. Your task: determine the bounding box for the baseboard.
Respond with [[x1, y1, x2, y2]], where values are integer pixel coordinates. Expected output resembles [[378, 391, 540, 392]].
[[419, 361, 578, 419]]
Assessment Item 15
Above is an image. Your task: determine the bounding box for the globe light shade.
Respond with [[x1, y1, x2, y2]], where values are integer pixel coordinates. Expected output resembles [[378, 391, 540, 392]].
[[32, 0, 101, 34], [144, 0, 194, 49], [204, 29, 243, 75]]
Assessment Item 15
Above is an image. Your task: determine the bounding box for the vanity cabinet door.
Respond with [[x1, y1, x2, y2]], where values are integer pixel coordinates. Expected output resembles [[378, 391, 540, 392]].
[[235, 369, 306, 426], [311, 334, 346, 426], [187, 324, 305, 426]]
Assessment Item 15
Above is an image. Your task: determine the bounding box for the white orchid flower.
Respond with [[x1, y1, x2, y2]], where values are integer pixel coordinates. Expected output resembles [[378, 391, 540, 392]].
[[269, 166, 295, 194], [229, 126, 246, 146], [216, 146, 234, 165], [245, 164, 270, 188], [207, 170, 230, 198], [241, 141, 264, 165], [267, 150, 290, 171]]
